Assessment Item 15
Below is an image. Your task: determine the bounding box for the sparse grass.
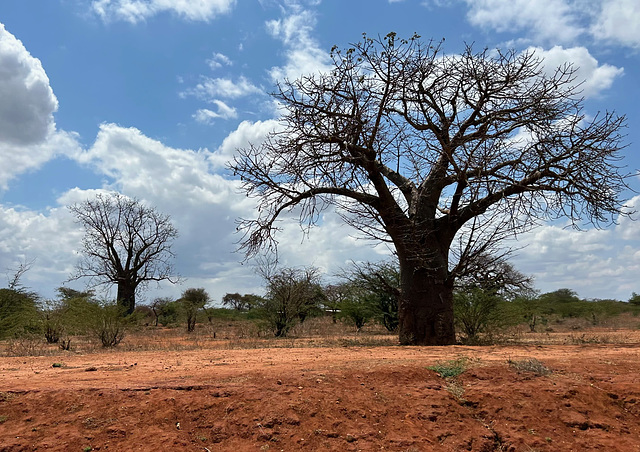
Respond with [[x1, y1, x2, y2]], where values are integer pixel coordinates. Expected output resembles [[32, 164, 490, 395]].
[[427, 357, 470, 378], [566, 332, 632, 345], [507, 357, 551, 376], [2, 314, 640, 358], [5, 336, 47, 357], [0, 415, 8, 423]]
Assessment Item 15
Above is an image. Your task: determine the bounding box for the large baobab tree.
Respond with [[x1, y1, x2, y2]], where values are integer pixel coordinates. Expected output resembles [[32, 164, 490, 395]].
[[69, 193, 179, 315], [231, 33, 629, 345]]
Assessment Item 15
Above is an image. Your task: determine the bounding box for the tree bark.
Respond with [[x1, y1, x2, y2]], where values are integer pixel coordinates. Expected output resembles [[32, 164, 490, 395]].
[[397, 257, 457, 345], [117, 282, 136, 316]]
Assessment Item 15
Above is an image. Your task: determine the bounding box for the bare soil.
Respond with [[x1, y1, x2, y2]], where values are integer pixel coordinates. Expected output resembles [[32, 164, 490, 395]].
[[1, 329, 640, 451]]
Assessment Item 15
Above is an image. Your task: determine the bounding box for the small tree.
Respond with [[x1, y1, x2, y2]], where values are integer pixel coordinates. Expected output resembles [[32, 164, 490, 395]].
[[0, 288, 39, 340], [69, 193, 179, 315], [629, 292, 640, 306], [258, 265, 323, 337], [338, 286, 376, 332], [91, 301, 127, 347], [0, 262, 40, 340], [180, 288, 209, 332], [343, 261, 400, 332], [539, 288, 581, 304], [454, 253, 535, 300], [454, 288, 503, 343], [150, 297, 173, 326]]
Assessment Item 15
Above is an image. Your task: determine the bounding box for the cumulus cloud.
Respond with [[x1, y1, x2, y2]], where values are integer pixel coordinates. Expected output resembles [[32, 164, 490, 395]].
[[0, 24, 82, 190], [0, 131, 82, 191], [266, 5, 331, 81], [0, 203, 82, 293], [591, 0, 640, 48], [464, 0, 583, 44], [457, 0, 640, 50], [72, 123, 239, 206], [527, 45, 624, 98], [193, 101, 238, 124], [91, 0, 236, 23], [210, 119, 279, 169], [0, 23, 58, 146], [510, 213, 640, 299]]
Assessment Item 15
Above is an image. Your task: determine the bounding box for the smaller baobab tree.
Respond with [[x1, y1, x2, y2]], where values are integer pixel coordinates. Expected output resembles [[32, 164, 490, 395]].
[[69, 193, 179, 315]]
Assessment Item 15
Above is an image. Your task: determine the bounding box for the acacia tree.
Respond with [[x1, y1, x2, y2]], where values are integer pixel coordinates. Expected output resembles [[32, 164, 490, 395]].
[[342, 260, 400, 332], [258, 265, 324, 337], [222, 292, 260, 311], [69, 193, 179, 315], [231, 34, 628, 345], [180, 288, 209, 332], [454, 253, 535, 300]]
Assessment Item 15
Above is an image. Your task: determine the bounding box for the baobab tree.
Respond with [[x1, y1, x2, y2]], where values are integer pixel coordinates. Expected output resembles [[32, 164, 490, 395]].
[[69, 193, 179, 315], [231, 34, 629, 345]]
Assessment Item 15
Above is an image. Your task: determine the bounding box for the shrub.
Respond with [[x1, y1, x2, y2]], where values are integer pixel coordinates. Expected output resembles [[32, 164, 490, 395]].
[[0, 288, 40, 340], [89, 302, 128, 347], [428, 357, 469, 378], [508, 358, 551, 376], [338, 293, 376, 332], [454, 288, 503, 343]]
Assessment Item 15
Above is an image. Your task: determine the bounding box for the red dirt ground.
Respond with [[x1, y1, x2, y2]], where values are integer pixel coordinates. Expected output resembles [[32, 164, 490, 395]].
[[2, 338, 640, 451]]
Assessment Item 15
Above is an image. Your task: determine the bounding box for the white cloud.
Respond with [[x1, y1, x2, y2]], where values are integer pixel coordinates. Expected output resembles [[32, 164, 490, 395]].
[[0, 131, 82, 191], [508, 198, 640, 300], [91, 0, 236, 23], [0, 24, 83, 191], [207, 52, 233, 70], [591, 0, 640, 48], [210, 119, 279, 169], [193, 101, 238, 123], [0, 23, 58, 146], [186, 75, 263, 101], [0, 203, 82, 293], [266, 6, 331, 81], [459, 0, 640, 50], [616, 195, 640, 240], [72, 123, 238, 206], [464, 0, 583, 44], [527, 45, 624, 98]]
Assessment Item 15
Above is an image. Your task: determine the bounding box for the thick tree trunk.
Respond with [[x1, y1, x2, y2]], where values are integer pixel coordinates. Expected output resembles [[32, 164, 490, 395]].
[[397, 259, 456, 345], [117, 282, 136, 316]]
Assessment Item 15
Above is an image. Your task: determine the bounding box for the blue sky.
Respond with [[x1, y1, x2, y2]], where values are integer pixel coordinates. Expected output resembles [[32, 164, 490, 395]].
[[0, 0, 639, 303]]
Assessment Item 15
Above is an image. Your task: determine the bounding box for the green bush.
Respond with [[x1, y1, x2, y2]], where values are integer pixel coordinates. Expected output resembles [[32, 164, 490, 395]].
[[428, 357, 469, 378], [91, 302, 128, 347], [0, 288, 40, 340], [454, 288, 503, 343], [339, 294, 376, 332]]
